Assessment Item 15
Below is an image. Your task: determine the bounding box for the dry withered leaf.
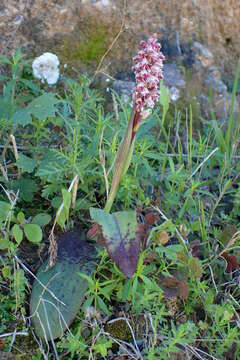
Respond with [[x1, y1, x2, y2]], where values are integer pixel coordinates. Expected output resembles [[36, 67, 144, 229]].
[[164, 276, 189, 301], [219, 225, 238, 246], [137, 223, 150, 249], [177, 251, 188, 264], [155, 231, 169, 245], [189, 256, 202, 278]]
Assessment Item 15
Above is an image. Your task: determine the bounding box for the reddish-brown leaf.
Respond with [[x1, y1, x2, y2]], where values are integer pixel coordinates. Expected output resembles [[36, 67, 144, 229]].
[[164, 276, 180, 288], [144, 212, 159, 225], [222, 252, 238, 273], [144, 252, 157, 264], [190, 239, 201, 257], [178, 280, 189, 301], [137, 223, 150, 250]]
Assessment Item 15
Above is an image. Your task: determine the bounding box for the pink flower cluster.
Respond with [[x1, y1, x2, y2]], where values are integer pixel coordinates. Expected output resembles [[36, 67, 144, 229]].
[[132, 34, 165, 115]]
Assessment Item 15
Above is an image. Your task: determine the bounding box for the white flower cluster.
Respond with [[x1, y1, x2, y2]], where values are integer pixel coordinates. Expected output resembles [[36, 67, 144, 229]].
[[32, 52, 60, 85]]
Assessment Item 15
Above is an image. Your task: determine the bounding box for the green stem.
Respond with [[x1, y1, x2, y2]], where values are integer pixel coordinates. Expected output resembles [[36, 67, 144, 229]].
[[104, 110, 136, 213]]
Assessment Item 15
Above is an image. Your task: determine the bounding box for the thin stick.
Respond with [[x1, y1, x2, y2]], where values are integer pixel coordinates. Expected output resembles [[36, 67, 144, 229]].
[[208, 264, 218, 294], [187, 147, 219, 181], [99, 129, 109, 197], [71, 174, 79, 209], [14, 255, 65, 306], [94, 0, 127, 77], [0, 331, 28, 338], [10, 134, 19, 160]]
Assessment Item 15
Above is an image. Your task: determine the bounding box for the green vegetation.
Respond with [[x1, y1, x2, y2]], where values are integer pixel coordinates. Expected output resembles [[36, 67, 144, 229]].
[[0, 49, 240, 359]]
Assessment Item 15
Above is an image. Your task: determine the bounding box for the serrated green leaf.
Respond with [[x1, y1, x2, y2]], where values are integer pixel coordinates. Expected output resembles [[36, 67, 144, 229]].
[[0, 55, 12, 65], [28, 93, 58, 121], [17, 153, 37, 173], [24, 224, 42, 244], [32, 213, 51, 227], [90, 208, 140, 278], [12, 93, 58, 126], [12, 108, 32, 126], [10, 178, 38, 202], [12, 224, 23, 245]]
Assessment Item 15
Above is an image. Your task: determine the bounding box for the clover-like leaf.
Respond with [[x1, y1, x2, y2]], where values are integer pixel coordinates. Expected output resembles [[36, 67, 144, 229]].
[[90, 208, 140, 278], [24, 223, 42, 244]]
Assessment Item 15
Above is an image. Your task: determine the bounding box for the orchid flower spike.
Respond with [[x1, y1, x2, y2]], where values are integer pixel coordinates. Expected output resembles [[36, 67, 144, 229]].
[[132, 34, 165, 118]]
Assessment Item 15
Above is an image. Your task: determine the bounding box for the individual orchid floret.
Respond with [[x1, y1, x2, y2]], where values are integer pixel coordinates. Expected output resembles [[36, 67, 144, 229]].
[[32, 52, 60, 85], [132, 34, 165, 116]]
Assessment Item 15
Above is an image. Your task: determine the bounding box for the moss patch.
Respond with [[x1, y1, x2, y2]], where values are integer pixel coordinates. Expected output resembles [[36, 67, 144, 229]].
[[56, 10, 119, 73]]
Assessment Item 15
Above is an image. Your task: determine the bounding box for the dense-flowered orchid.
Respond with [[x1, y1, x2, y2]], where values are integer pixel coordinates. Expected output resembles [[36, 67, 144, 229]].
[[104, 34, 165, 212]]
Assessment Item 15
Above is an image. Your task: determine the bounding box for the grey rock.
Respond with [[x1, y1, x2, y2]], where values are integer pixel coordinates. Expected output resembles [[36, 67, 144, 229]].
[[163, 63, 186, 88], [192, 42, 214, 68], [204, 77, 227, 94], [200, 91, 239, 120], [165, 86, 180, 102], [207, 66, 221, 81], [112, 79, 135, 97]]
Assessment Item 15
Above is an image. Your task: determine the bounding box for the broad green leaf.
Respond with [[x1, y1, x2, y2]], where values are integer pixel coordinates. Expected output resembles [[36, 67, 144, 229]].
[[30, 230, 97, 340], [90, 208, 140, 278], [24, 224, 42, 244], [0, 97, 12, 120], [2, 266, 11, 279], [12, 93, 58, 126], [12, 224, 23, 245], [28, 93, 58, 121], [10, 178, 38, 202], [12, 108, 32, 126], [0, 236, 10, 250], [0, 201, 11, 226], [17, 153, 37, 173], [32, 213, 51, 227]]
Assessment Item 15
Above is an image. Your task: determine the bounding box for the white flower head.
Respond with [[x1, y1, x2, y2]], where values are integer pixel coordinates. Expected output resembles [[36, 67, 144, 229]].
[[32, 52, 60, 85]]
